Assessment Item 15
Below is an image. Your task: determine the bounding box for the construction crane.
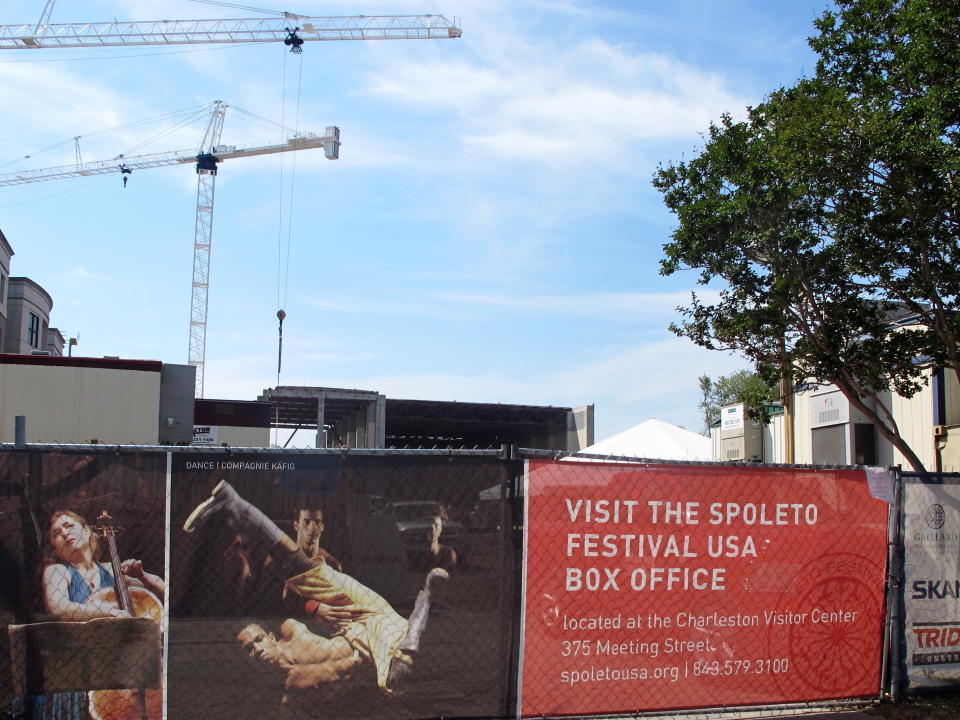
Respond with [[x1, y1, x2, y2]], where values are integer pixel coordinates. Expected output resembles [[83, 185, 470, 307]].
[[0, 4, 460, 398], [0, 11, 461, 50], [0, 102, 341, 397]]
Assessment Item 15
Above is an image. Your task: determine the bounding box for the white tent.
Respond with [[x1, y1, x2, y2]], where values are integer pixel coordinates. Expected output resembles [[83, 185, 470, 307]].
[[570, 418, 711, 462]]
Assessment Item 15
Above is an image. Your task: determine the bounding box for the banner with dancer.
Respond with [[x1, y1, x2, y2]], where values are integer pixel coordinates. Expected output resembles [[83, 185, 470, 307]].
[[167, 452, 509, 720]]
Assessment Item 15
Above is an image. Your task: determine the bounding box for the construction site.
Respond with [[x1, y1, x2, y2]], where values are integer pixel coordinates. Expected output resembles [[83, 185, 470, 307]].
[[3, 3, 960, 720], [0, 2, 596, 453]]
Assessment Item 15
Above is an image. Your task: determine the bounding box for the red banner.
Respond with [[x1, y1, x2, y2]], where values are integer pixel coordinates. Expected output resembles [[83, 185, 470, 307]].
[[519, 460, 888, 715]]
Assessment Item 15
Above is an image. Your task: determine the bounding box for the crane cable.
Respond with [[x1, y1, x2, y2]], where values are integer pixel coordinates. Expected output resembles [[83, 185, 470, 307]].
[[274, 42, 304, 445], [0, 103, 210, 171], [276, 46, 304, 354], [283, 55, 305, 314], [121, 105, 217, 156]]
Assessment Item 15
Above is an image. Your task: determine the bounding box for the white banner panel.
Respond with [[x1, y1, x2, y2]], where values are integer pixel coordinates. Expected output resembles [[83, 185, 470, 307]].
[[903, 478, 960, 687], [191, 425, 218, 445]]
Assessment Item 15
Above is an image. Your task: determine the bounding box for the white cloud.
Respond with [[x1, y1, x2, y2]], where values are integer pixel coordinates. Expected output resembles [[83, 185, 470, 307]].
[[0, 66, 125, 162], [364, 41, 751, 168], [54, 265, 121, 285], [291, 289, 724, 326], [435, 290, 721, 318]]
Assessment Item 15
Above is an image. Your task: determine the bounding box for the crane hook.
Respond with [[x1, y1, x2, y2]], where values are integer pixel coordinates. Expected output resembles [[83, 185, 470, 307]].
[[119, 164, 132, 187], [277, 309, 286, 382]]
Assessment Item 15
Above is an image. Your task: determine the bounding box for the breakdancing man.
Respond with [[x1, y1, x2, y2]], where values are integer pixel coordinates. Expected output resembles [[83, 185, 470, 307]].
[[183, 480, 446, 695]]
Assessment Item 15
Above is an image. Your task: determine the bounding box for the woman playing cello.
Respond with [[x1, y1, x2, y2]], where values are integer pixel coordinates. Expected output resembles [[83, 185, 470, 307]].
[[22, 510, 165, 720], [43, 510, 164, 620]]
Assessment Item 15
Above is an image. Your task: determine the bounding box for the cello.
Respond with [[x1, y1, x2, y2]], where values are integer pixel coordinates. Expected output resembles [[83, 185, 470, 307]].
[[89, 512, 164, 720]]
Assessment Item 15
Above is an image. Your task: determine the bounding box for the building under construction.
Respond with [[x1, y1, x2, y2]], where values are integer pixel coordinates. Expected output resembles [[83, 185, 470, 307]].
[[257, 385, 594, 450]]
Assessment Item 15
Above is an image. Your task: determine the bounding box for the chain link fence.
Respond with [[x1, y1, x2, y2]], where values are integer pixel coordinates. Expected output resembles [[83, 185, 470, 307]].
[[1, 447, 512, 720], [3, 446, 947, 720]]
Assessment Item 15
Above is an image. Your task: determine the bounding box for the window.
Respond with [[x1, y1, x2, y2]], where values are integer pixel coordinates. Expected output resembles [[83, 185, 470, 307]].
[[27, 312, 40, 348]]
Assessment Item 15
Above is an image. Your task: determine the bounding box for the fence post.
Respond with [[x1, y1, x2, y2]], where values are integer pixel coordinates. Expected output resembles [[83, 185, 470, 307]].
[[502, 443, 525, 718], [886, 466, 904, 702]]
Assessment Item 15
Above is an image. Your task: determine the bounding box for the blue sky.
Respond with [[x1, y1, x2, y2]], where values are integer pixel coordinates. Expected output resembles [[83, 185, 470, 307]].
[[0, 0, 829, 445]]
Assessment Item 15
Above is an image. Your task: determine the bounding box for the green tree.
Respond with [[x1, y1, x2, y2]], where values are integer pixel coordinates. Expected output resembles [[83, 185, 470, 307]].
[[808, 0, 960, 388], [654, 0, 959, 471], [698, 370, 779, 434]]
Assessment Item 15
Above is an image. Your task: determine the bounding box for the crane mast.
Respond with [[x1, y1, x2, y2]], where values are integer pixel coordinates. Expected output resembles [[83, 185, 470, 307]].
[[189, 102, 226, 399]]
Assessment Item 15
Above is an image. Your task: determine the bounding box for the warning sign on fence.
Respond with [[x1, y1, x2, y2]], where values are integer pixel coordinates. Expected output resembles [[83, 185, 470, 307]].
[[518, 460, 889, 715]]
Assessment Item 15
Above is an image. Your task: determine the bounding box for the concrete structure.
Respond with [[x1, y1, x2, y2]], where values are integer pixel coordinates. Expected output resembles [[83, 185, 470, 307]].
[[0, 350, 587, 451], [161, 363, 199, 445], [0, 363, 584, 450], [0, 354, 194, 445], [260, 385, 593, 451]]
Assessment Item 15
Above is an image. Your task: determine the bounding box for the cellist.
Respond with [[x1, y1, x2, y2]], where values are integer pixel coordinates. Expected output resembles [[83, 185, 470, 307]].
[[14, 510, 165, 720], [43, 510, 164, 620]]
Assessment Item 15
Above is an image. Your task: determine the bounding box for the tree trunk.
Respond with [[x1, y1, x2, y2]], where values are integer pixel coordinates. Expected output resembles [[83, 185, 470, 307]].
[[837, 384, 927, 472]]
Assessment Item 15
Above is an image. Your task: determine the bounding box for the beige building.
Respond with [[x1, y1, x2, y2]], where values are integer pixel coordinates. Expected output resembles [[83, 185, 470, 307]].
[[0, 355, 168, 444], [713, 369, 960, 472], [0, 355, 202, 445]]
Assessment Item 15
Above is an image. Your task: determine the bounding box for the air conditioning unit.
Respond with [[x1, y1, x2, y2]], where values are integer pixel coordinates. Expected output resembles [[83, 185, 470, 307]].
[[809, 386, 874, 428], [30, 350, 51, 356], [719, 403, 763, 461], [809, 386, 877, 465]]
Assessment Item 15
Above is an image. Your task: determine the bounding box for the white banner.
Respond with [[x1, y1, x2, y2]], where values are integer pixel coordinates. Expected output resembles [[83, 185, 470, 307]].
[[721, 404, 744, 432], [903, 478, 960, 687], [191, 425, 218, 445]]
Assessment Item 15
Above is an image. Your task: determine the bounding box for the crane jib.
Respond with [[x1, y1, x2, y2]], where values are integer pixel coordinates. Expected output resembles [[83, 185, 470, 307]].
[[0, 15, 462, 49]]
